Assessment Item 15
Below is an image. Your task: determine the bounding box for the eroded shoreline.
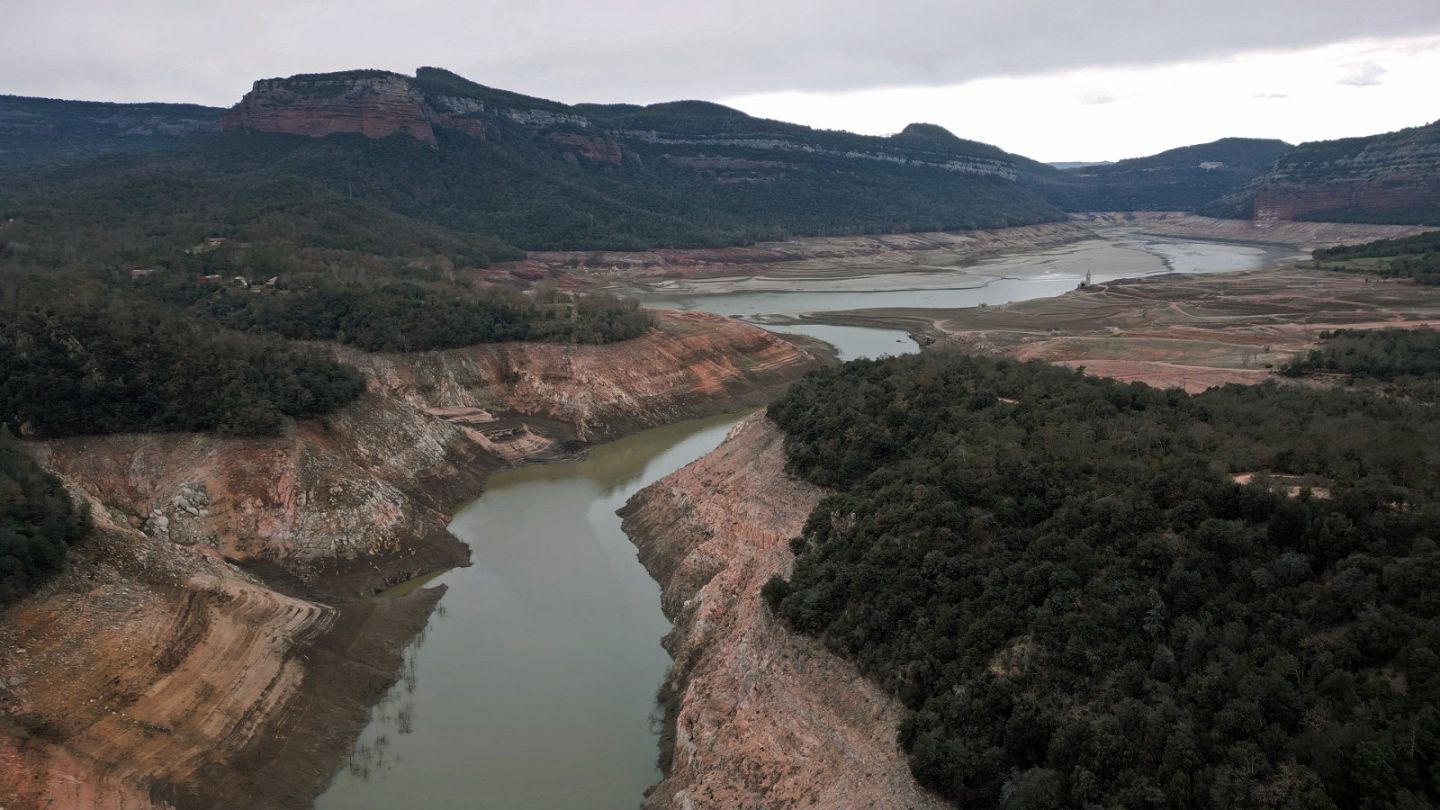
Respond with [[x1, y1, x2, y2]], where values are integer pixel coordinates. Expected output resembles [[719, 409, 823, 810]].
[[0, 312, 824, 810]]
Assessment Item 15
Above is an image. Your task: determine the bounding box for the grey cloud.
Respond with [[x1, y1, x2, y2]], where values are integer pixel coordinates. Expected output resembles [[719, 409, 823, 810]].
[[1254, 93, 1291, 99], [3, 0, 1440, 106], [1339, 61, 1388, 86]]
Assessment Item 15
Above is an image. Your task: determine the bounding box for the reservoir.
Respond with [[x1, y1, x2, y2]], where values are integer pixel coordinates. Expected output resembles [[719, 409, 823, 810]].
[[628, 230, 1275, 321], [317, 412, 750, 809], [318, 232, 1268, 808]]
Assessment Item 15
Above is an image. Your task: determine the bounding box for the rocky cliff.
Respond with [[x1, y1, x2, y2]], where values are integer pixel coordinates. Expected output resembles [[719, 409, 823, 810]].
[[620, 414, 945, 809], [1205, 120, 1440, 225], [0, 313, 821, 810], [221, 72, 440, 146], [218, 67, 1033, 182]]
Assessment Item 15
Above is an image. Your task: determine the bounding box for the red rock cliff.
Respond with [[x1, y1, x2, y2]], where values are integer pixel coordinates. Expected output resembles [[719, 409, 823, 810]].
[[1240, 120, 1440, 224], [221, 73, 439, 146]]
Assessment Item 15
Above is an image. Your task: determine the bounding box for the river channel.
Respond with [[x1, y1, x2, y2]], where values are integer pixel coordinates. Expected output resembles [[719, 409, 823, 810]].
[[317, 232, 1270, 808]]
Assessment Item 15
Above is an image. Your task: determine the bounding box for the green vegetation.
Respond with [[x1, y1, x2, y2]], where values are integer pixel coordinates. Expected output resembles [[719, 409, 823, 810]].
[[1281, 329, 1440, 406], [0, 143, 520, 273], [0, 94, 220, 172], [1311, 232, 1440, 285], [201, 283, 651, 351], [766, 353, 1440, 808], [0, 430, 89, 604], [1030, 138, 1291, 212], [133, 269, 652, 352], [1, 72, 1064, 266], [0, 279, 365, 437]]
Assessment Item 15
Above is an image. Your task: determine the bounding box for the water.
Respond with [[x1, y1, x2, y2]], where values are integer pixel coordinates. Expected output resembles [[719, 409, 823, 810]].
[[756, 322, 916, 362], [318, 412, 749, 809], [317, 231, 1266, 809], [631, 232, 1271, 324]]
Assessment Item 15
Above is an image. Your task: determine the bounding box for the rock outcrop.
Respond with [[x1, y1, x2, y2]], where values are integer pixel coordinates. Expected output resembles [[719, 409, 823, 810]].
[[1208, 120, 1440, 225], [221, 72, 440, 146], [0, 499, 441, 810], [620, 414, 945, 809], [0, 313, 821, 810]]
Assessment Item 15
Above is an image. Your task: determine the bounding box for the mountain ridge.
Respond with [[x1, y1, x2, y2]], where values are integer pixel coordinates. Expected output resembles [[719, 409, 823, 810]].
[[1203, 119, 1440, 225]]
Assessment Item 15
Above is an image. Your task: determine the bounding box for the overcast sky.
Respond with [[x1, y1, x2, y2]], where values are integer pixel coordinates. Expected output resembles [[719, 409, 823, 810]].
[[5, 0, 1440, 161]]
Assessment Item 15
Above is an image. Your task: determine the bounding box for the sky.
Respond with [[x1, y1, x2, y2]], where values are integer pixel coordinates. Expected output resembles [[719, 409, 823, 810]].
[[4, 0, 1440, 162]]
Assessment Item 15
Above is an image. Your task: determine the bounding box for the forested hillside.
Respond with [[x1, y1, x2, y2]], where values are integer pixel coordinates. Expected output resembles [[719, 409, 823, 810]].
[[0, 430, 89, 604], [1310, 231, 1440, 285], [1029, 138, 1291, 212], [1282, 328, 1440, 404], [0, 67, 1063, 269], [1204, 120, 1440, 225], [765, 353, 1440, 808], [0, 94, 220, 171], [0, 279, 366, 438]]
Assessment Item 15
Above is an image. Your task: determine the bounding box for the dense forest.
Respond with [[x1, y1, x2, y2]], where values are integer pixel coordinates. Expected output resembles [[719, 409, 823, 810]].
[[0, 251, 651, 435], [0, 279, 365, 437], [765, 353, 1440, 808], [1312, 232, 1440, 285], [133, 268, 652, 351], [0, 430, 89, 603], [1282, 328, 1440, 380]]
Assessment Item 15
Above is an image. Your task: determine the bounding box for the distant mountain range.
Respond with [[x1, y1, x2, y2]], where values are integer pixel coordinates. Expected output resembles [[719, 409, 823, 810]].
[[1, 68, 1435, 266], [1032, 138, 1294, 213], [0, 95, 220, 170]]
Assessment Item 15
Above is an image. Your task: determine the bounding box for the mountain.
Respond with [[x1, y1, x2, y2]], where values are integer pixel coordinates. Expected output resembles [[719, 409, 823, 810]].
[[1202, 120, 1440, 225], [0, 95, 220, 171], [0, 68, 1062, 267], [1027, 138, 1292, 212]]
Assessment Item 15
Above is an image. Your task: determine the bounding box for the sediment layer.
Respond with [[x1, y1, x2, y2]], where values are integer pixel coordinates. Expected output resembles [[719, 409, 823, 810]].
[[1, 313, 821, 810]]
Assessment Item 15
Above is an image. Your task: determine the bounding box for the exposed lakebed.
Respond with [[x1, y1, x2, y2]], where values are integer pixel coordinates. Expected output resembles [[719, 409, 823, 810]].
[[317, 231, 1271, 808]]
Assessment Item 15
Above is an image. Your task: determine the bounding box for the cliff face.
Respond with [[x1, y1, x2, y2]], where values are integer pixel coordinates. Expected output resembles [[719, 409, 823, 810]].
[[217, 67, 1035, 182], [620, 414, 945, 810], [0, 497, 442, 810], [0, 313, 821, 810], [1208, 120, 1440, 225], [30, 312, 814, 594], [220, 72, 440, 146]]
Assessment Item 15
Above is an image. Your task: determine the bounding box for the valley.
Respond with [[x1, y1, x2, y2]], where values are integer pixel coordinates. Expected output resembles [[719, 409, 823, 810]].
[[2, 54, 1439, 810]]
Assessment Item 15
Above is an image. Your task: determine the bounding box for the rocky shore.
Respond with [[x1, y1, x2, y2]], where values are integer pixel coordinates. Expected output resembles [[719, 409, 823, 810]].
[[620, 413, 945, 809], [0, 312, 821, 810]]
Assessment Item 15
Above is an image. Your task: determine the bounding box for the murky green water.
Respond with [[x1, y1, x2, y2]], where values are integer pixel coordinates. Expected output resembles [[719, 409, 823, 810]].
[[317, 412, 749, 809], [317, 231, 1267, 809]]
